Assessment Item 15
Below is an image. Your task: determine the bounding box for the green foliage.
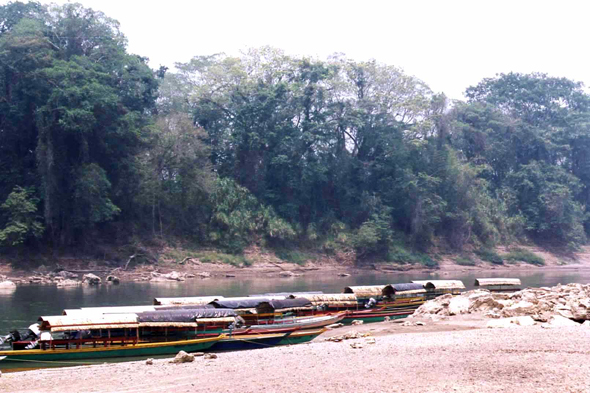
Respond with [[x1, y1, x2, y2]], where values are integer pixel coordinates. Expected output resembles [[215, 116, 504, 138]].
[[164, 249, 251, 267], [352, 207, 393, 258], [504, 248, 545, 266], [2, 2, 590, 262], [475, 248, 504, 265], [274, 248, 313, 266], [0, 186, 44, 246], [73, 164, 121, 227], [455, 255, 476, 266], [386, 245, 439, 268], [209, 178, 295, 253]]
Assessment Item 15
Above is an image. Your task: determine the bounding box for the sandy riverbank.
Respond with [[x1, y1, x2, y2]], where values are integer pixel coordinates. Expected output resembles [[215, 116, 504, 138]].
[[2, 317, 590, 393]]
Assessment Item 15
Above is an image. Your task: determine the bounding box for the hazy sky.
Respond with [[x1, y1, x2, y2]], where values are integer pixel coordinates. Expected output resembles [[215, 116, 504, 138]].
[[20, 0, 590, 99]]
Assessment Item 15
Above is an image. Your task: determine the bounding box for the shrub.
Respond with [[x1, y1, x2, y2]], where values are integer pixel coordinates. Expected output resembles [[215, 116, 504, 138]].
[[504, 248, 545, 266], [386, 246, 439, 268], [274, 249, 313, 266], [455, 255, 476, 266], [165, 249, 251, 267], [475, 248, 504, 265]]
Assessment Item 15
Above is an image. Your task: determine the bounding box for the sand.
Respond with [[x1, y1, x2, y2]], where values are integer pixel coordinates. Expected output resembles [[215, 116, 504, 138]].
[[2, 317, 590, 393]]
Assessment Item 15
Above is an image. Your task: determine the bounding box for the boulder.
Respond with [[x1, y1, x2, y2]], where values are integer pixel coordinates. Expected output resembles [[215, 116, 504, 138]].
[[569, 299, 590, 320], [351, 320, 363, 326], [146, 358, 154, 365], [448, 296, 470, 315], [415, 321, 425, 326], [555, 306, 575, 320], [162, 271, 184, 281], [0, 280, 16, 289], [170, 350, 195, 363], [501, 301, 536, 318], [541, 315, 580, 328], [57, 271, 78, 279], [185, 273, 195, 278], [106, 275, 120, 285], [279, 271, 295, 277], [56, 279, 80, 287], [197, 272, 211, 279], [413, 294, 453, 317], [203, 353, 217, 359], [83, 273, 101, 286]]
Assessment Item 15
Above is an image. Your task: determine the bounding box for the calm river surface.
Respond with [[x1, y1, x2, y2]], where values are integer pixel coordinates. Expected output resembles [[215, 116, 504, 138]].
[[2, 269, 590, 334]]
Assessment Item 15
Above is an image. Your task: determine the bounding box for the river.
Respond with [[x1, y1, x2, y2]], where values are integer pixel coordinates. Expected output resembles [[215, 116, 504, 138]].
[[2, 269, 590, 334]]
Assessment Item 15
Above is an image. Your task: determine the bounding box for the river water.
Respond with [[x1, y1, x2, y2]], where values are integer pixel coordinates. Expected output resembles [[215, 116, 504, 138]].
[[2, 269, 590, 334]]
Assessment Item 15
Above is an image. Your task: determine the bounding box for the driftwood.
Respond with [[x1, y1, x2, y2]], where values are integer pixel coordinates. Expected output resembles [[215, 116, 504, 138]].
[[123, 254, 136, 271], [123, 252, 158, 270]]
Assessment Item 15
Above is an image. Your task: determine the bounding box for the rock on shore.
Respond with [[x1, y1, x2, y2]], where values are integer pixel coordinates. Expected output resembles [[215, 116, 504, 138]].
[[0, 280, 16, 289], [413, 283, 590, 324]]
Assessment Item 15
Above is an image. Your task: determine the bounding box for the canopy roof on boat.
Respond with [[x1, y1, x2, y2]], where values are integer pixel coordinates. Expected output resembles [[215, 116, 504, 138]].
[[411, 280, 466, 290], [248, 292, 322, 298], [343, 286, 386, 298], [137, 309, 237, 323], [382, 283, 427, 297], [153, 296, 224, 306], [256, 298, 313, 313], [210, 298, 271, 309], [474, 278, 522, 287], [65, 306, 158, 316], [289, 293, 358, 307], [155, 304, 215, 311], [39, 314, 139, 332]]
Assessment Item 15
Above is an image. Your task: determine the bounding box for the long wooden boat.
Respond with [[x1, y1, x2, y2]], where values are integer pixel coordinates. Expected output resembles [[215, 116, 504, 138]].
[[342, 308, 413, 324], [240, 313, 345, 334], [278, 328, 326, 345], [0, 335, 224, 364], [213, 332, 288, 351]]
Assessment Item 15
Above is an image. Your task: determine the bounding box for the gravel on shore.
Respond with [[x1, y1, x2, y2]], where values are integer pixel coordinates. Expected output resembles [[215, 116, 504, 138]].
[[2, 319, 590, 393]]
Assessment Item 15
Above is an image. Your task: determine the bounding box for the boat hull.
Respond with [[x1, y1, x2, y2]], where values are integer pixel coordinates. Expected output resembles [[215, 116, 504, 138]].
[[213, 333, 287, 351], [278, 328, 326, 345], [342, 309, 413, 324], [0, 336, 223, 364]]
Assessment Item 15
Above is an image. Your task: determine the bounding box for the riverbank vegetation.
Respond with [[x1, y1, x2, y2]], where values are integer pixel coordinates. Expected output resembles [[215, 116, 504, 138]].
[[0, 2, 587, 268]]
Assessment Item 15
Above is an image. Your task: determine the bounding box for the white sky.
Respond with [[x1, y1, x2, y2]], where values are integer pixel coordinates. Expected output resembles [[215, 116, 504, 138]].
[[14, 0, 590, 99]]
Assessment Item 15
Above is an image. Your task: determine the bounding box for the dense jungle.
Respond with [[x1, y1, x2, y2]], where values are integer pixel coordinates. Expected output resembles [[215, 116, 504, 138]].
[[2, 1, 590, 269]]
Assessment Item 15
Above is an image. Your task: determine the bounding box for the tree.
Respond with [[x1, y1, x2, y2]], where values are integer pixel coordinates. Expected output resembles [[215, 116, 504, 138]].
[[0, 186, 44, 247], [0, 2, 159, 247]]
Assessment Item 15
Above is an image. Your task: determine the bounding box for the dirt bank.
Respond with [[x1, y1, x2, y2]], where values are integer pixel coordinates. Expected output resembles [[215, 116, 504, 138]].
[[2, 244, 590, 286], [2, 317, 590, 393]]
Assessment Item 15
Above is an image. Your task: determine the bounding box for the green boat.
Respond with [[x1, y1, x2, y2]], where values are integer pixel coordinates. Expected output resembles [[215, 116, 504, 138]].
[[0, 335, 224, 365], [277, 328, 326, 345]]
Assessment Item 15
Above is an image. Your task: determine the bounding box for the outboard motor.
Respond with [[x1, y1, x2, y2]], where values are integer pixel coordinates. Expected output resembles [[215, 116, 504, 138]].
[[0, 329, 22, 345], [364, 297, 377, 309]]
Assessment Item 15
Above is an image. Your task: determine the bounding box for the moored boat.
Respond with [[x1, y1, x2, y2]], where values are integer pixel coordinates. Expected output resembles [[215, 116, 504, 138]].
[[277, 328, 326, 345], [474, 278, 521, 292], [0, 335, 223, 364], [213, 332, 288, 351]]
